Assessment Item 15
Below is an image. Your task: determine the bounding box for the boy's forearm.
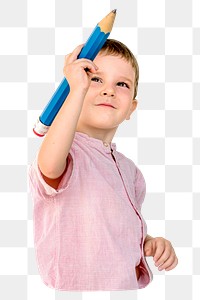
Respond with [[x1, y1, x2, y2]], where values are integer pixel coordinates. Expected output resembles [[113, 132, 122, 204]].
[[38, 90, 86, 179]]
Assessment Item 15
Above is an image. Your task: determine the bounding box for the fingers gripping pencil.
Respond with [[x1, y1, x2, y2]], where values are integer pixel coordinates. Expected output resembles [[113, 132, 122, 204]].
[[33, 9, 117, 137]]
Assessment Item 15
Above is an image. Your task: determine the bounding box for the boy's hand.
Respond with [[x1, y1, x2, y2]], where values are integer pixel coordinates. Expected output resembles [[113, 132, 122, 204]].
[[63, 44, 98, 94], [144, 236, 178, 271]]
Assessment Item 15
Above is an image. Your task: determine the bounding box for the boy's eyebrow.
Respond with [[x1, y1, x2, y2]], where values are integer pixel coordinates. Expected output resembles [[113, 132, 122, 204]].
[[119, 76, 134, 85], [94, 71, 134, 85]]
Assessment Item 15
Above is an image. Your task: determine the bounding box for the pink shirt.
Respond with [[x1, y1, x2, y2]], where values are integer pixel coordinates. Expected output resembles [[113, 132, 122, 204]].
[[29, 132, 153, 291]]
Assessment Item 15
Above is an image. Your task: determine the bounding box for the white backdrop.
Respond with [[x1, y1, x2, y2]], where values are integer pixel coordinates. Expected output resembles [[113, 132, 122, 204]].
[[0, 0, 199, 299]]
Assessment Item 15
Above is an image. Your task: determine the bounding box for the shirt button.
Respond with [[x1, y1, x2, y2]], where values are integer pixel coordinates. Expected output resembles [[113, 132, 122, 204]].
[[103, 142, 109, 147]]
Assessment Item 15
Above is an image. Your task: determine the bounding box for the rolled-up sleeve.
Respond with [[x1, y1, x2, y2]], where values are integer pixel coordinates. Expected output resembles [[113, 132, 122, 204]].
[[28, 151, 74, 201]]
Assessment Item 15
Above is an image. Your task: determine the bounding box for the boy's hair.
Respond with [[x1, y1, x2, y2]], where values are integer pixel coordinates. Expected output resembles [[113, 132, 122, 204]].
[[99, 39, 139, 99]]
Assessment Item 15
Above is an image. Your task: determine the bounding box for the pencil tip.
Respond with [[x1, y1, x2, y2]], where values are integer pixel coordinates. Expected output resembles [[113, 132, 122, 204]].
[[112, 9, 117, 14]]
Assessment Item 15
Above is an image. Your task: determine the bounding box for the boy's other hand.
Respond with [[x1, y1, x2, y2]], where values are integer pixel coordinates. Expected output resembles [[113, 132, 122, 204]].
[[144, 236, 178, 271]]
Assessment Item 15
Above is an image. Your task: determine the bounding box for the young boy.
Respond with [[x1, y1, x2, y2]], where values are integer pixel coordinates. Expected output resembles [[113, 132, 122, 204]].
[[29, 39, 178, 291]]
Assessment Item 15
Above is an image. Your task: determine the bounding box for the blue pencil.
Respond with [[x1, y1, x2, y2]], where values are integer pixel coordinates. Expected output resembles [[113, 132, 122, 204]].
[[33, 9, 117, 137]]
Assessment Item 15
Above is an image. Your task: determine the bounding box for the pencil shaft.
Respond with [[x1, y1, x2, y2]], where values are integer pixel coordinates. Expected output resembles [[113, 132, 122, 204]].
[[34, 10, 116, 136]]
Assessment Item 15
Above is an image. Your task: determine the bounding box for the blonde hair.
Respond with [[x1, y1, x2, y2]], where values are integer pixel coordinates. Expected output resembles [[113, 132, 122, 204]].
[[99, 39, 139, 99]]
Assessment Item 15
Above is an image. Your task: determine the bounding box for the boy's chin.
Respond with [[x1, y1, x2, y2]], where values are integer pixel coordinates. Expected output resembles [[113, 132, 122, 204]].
[[91, 121, 119, 131]]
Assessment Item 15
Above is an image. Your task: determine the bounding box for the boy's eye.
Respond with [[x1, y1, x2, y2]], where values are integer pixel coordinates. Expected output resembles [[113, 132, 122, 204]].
[[91, 77, 102, 83], [117, 82, 129, 88]]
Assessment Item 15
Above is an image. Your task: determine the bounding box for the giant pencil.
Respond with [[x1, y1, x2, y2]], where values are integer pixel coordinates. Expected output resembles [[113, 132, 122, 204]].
[[33, 9, 117, 137]]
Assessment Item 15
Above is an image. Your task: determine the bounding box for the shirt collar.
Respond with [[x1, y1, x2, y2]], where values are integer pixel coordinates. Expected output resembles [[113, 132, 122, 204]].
[[74, 132, 116, 154]]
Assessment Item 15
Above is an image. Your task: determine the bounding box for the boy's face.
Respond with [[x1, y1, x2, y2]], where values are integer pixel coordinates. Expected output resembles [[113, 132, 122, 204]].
[[77, 54, 137, 135]]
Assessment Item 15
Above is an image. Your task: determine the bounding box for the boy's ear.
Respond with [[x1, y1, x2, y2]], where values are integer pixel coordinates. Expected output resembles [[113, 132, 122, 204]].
[[126, 99, 138, 120]]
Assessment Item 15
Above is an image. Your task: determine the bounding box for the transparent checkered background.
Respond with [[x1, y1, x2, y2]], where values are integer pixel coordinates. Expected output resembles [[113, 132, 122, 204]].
[[0, 0, 199, 299]]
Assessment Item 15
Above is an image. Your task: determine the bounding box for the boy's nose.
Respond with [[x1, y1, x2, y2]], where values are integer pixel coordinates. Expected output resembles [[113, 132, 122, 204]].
[[100, 87, 115, 97]]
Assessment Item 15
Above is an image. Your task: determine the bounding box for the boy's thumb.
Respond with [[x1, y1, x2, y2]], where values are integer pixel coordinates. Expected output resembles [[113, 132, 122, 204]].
[[144, 241, 153, 257]]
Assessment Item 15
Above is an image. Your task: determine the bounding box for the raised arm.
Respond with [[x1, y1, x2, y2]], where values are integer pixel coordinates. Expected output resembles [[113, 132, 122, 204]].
[[37, 45, 98, 187]]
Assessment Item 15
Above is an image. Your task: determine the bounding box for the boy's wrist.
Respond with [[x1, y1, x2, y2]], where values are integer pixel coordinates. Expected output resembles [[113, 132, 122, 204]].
[[68, 87, 88, 100], [145, 234, 153, 242]]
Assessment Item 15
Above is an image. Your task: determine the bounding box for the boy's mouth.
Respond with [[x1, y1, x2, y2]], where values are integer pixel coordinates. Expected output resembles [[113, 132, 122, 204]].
[[97, 103, 116, 109]]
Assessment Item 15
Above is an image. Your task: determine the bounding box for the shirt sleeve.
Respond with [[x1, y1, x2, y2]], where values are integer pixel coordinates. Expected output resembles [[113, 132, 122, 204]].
[[134, 166, 146, 212], [28, 151, 74, 200]]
